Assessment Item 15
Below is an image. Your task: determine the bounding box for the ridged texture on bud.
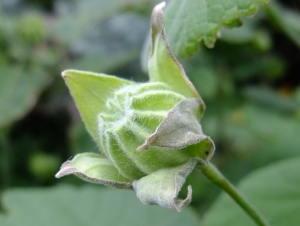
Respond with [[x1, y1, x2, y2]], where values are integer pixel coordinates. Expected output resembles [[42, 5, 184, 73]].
[[98, 82, 197, 180], [56, 2, 216, 212]]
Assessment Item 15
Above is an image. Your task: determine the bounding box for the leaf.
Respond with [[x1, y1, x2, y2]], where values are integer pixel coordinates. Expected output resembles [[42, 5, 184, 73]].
[[201, 99, 300, 184], [56, 152, 132, 188], [69, 13, 149, 73], [70, 50, 138, 74], [62, 69, 133, 143], [219, 13, 261, 44], [0, 185, 201, 226], [0, 66, 49, 129], [202, 157, 300, 226], [164, 0, 268, 57], [53, 0, 148, 44], [243, 86, 299, 113], [223, 104, 300, 166]]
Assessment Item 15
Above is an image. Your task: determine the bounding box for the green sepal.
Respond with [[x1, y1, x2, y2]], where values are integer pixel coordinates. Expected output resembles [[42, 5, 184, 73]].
[[133, 158, 205, 211], [138, 98, 214, 162], [55, 152, 132, 189], [148, 3, 204, 112], [62, 69, 133, 143]]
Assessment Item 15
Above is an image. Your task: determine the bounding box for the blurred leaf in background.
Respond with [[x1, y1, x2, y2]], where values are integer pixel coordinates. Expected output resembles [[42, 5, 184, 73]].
[[0, 67, 49, 129], [202, 157, 300, 226], [0, 0, 299, 225], [0, 0, 153, 190], [0, 185, 200, 226]]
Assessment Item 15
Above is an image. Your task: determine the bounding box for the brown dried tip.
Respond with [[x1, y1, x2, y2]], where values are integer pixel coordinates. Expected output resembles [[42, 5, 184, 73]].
[[150, 2, 166, 44], [61, 70, 68, 78]]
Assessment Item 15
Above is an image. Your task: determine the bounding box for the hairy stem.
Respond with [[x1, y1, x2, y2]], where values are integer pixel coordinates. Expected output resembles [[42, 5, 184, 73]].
[[200, 163, 269, 226]]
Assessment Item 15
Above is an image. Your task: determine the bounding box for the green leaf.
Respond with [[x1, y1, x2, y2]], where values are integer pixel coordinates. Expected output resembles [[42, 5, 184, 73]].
[[56, 152, 132, 188], [223, 104, 300, 166], [62, 69, 133, 143], [133, 158, 203, 212], [202, 99, 300, 184], [69, 13, 148, 73], [54, 0, 148, 43], [0, 185, 201, 226], [148, 3, 203, 104], [0, 66, 49, 128], [219, 13, 261, 44], [243, 86, 299, 113], [70, 51, 138, 74], [164, 0, 268, 57], [202, 157, 300, 226]]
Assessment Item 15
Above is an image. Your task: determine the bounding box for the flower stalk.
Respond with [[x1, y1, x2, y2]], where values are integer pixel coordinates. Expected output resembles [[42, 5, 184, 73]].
[[200, 163, 269, 226]]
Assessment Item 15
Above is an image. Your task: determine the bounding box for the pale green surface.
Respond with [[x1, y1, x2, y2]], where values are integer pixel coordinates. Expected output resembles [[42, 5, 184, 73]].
[[0, 185, 200, 226], [60, 5, 215, 207], [96, 82, 192, 180], [138, 99, 214, 161], [202, 157, 300, 226], [56, 153, 132, 188], [164, 0, 268, 57], [133, 159, 199, 211], [0, 66, 48, 128], [148, 29, 201, 101], [62, 69, 132, 143], [148, 4, 202, 102]]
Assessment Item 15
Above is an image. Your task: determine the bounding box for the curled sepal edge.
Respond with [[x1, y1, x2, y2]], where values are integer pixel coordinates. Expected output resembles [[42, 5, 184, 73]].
[[149, 2, 204, 111], [137, 98, 215, 162], [55, 152, 133, 189], [133, 158, 205, 211]]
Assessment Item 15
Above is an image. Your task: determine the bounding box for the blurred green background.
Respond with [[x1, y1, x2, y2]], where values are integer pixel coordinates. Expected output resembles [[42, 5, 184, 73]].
[[0, 0, 299, 225]]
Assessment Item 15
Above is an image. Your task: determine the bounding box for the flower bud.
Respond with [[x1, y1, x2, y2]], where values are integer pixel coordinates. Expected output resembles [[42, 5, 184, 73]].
[[98, 82, 188, 180], [56, 2, 215, 211]]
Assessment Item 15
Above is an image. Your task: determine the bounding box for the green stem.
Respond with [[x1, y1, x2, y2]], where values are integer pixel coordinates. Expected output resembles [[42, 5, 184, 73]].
[[200, 163, 268, 226]]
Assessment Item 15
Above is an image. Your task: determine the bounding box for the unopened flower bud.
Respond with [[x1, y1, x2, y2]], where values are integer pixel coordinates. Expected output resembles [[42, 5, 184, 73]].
[[56, 2, 215, 211]]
